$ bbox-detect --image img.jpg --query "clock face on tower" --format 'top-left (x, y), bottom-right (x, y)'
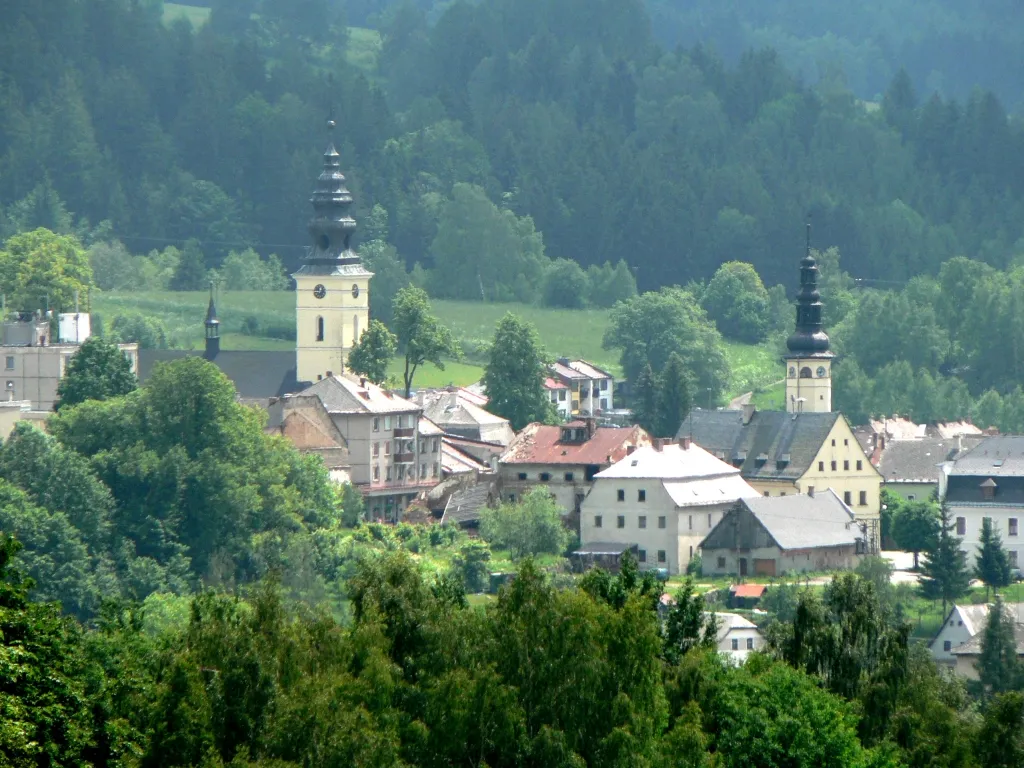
top-left (313, 284), bottom-right (326, 299)
top-left (816, 366), bottom-right (827, 378)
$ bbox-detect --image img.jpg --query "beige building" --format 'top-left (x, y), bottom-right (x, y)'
top-left (266, 394), bottom-right (351, 484)
top-left (414, 388), bottom-right (514, 446)
top-left (500, 420), bottom-right (650, 522)
top-left (680, 405), bottom-right (883, 550)
top-left (928, 602), bottom-right (1024, 668)
top-left (293, 125), bottom-right (372, 385)
top-left (0, 400), bottom-right (48, 437)
top-left (951, 621), bottom-right (1024, 681)
top-left (700, 491), bottom-right (866, 577)
top-left (580, 439), bottom-right (759, 574)
top-left (287, 374), bottom-right (439, 521)
top-left (2, 315), bottom-right (138, 411)
top-left (713, 613), bottom-right (765, 664)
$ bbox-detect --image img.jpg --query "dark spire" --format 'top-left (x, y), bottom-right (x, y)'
top-left (785, 223), bottom-right (832, 358)
top-left (204, 281), bottom-right (220, 360)
top-left (305, 117), bottom-right (358, 265)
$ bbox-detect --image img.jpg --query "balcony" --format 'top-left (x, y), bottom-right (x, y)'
top-left (394, 452), bottom-right (415, 464)
top-left (394, 427), bottom-right (415, 438)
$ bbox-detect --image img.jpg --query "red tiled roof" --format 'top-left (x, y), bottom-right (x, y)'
top-left (500, 423), bottom-right (650, 466)
top-left (543, 377), bottom-right (569, 390)
top-left (729, 584), bottom-right (767, 598)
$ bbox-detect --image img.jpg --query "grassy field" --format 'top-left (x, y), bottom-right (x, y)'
top-left (91, 291), bottom-right (781, 395)
top-left (162, 2), bottom-right (210, 27)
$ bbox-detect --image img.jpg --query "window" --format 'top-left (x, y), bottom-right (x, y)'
top-left (518, 472), bottom-right (527, 481)
top-left (807, 486), bottom-right (814, 497)
top-left (601, 379), bottom-right (608, 391)
top-left (433, 438), bottom-right (439, 452)
top-left (844, 491), bottom-right (852, 505)
top-left (433, 463), bottom-right (439, 478)
top-left (559, 390), bottom-right (566, 402)
top-left (419, 440), bottom-right (425, 453)
top-left (764, 491), bottom-right (770, 496)
top-left (731, 638), bottom-right (739, 651)
top-left (856, 460), bottom-right (862, 470)
top-left (657, 550), bottom-right (666, 563)
top-left (831, 461), bottom-right (837, 471)
top-left (638, 489), bottom-right (646, 502)
top-left (956, 517), bottom-right (966, 536)
top-left (373, 418), bottom-right (379, 432)
top-left (1011, 551), bottom-right (1019, 567)
top-left (316, 316), bottom-right (324, 341)
top-left (372, 442), bottom-right (379, 457)
top-left (708, 513), bottom-right (712, 527)
top-left (638, 516), bottom-right (647, 529)
top-left (818, 461), bottom-right (824, 472)
top-left (717, 557), bottom-right (726, 568)
top-left (617, 489), bottom-right (625, 502)
top-left (617, 515), bottom-right (625, 529)
top-left (907, 494), bottom-right (916, 500)
top-left (385, 441), bottom-right (391, 456)
top-left (943, 640), bottom-right (952, 652)
top-left (3, 356), bottom-right (12, 371)
top-left (746, 638), bottom-right (754, 650)
top-left (508, 494), bottom-right (516, 502)
top-left (859, 491), bottom-right (867, 506)
top-left (658, 516), bottom-right (666, 529)
top-left (386, 467), bottom-right (392, 481)
top-left (384, 416), bottom-right (392, 430)
top-left (594, 515), bottom-right (603, 528)
top-left (844, 439), bottom-right (849, 446)
top-left (688, 515), bottom-right (693, 530)
top-left (638, 549), bottom-right (646, 563)
top-left (780, 492), bottom-right (787, 496)
top-left (843, 460), bottom-right (850, 470)
top-left (1011, 518), bottom-right (1019, 537)
top-left (373, 466), bottom-right (380, 481)
top-left (539, 472), bottom-right (551, 482)
top-left (831, 438), bottom-right (836, 446)
top-left (421, 463), bottom-right (426, 478)
top-left (564, 472), bottom-right (574, 482)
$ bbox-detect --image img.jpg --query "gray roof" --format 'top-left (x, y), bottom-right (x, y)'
top-left (298, 374), bottom-right (419, 415)
top-left (953, 621), bottom-right (1024, 655)
top-left (678, 409), bottom-right (844, 481)
top-left (878, 437), bottom-right (982, 484)
top-left (948, 436), bottom-right (1024, 477)
top-left (139, 350), bottom-right (300, 399)
top-left (440, 483), bottom-right (494, 525)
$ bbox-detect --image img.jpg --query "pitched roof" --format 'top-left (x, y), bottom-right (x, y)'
top-left (947, 436), bottom-right (1024, 477)
top-left (678, 408), bottom-right (845, 481)
top-left (952, 621), bottom-right (1024, 656)
top-left (138, 350), bottom-right (300, 399)
top-left (543, 377), bottom-right (569, 390)
top-left (596, 442), bottom-right (742, 480)
top-left (568, 360), bottom-right (614, 379)
top-left (440, 482), bottom-right (494, 525)
top-left (878, 437), bottom-right (981, 484)
top-left (730, 584), bottom-right (767, 598)
top-left (702, 490), bottom-right (862, 551)
top-left (442, 439), bottom-right (492, 475)
top-left (297, 374), bottom-right (419, 415)
top-left (550, 361), bottom-right (588, 381)
top-left (416, 390), bottom-right (509, 429)
top-left (712, 612), bottom-right (759, 643)
top-left (929, 602), bottom-right (1024, 649)
top-left (501, 423), bottom-right (649, 466)
top-left (418, 417), bottom-right (445, 437)
top-left (664, 476), bottom-right (761, 507)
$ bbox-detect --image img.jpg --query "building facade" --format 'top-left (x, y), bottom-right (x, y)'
top-left (713, 613), bottom-right (765, 665)
top-left (580, 440), bottom-right (760, 574)
top-left (293, 121), bottom-right (373, 385)
top-left (548, 359), bottom-right (615, 417)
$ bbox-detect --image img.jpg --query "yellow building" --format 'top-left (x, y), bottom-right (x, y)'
top-left (784, 224), bottom-right (833, 414)
top-left (293, 120), bottom-right (373, 385)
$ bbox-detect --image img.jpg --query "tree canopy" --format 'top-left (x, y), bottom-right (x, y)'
top-left (55, 335), bottom-right (138, 410)
top-left (482, 313), bottom-right (555, 430)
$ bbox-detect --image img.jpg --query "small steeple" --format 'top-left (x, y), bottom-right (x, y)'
top-left (204, 281), bottom-right (220, 360)
top-left (784, 223), bottom-right (832, 359)
top-left (305, 117), bottom-right (359, 265)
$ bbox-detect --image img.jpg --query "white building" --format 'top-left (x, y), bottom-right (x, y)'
top-left (940, 436), bottom-right (1024, 567)
top-left (579, 438), bottom-right (760, 574)
top-left (713, 612), bottom-right (765, 664)
top-left (549, 358), bottom-right (615, 417)
top-left (929, 602), bottom-right (1024, 668)
top-left (544, 376), bottom-right (572, 420)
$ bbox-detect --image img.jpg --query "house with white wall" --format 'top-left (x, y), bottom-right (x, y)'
top-left (713, 613), bottom-right (765, 664)
top-left (579, 438), bottom-right (759, 574)
top-left (929, 601), bottom-right (1024, 667)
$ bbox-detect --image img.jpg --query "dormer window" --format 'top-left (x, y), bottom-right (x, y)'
top-left (755, 453), bottom-right (768, 468)
top-left (981, 478), bottom-right (997, 500)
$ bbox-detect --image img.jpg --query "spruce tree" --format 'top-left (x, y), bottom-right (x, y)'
top-left (919, 503), bottom-right (971, 616)
top-left (632, 363), bottom-right (659, 436)
top-left (656, 353), bottom-right (694, 437)
top-left (976, 516), bottom-right (1013, 599)
top-left (977, 597), bottom-right (1023, 696)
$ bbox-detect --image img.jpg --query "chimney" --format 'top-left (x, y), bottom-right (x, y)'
top-left (326, 370), bottom-right (333, 378)
top-left (879, 434), bottom-right (886, 451)
top-left (653, 438), bottom-right (663, 452)
top-left (626, 445), bottom-right (636, 456)
top-left (585, 416), bottom-right (597, 439)
top-left (742, 402), bottom-right (756, 425)
top-left (678, 436), bottom-right (691, 450)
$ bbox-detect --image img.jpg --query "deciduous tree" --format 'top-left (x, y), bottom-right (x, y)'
top-left (392, 286), bottom-right (460, 397)
top-left (891, 500), bottom-right (939, 570)
top-left (347, 319), bottom-right (397, 386)
top-left (482, 313), bottom-right (556, 430)
top-left (479, 487), bottom-right (569, 560)
top-left (0, 228), bottom-right (93, 313)
top-left (55, 336), bottom-right (137, 410)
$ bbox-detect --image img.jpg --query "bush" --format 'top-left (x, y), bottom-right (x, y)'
top-left (479, 487), bottom-right (570, 560)
top-left (109, 313), bottom-right (169, 349)
top-left (542, 258), bottom-right (589, 308)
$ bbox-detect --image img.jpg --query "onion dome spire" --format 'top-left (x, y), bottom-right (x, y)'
top-left (204, 280), bottom-right (220, 359)
top-left (306, 117), bottom-right (359, 265)
top-left (785, 223), bottom-right (832, 358)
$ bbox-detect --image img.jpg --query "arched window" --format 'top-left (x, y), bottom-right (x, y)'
top-left (316, 316), bottom-right (324, 342)
top-left (799, 366), bottom-right (812, 379)
top-left (353, 314), bottom-right (359, 342)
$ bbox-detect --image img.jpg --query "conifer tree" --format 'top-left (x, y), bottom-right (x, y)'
top-left (977, 597), bottom-right (1023, 696)
top-left (657, 353), bottom-right (694, 437)
top-left (919, 503), bottom-right (971, 616)
top-left (632, 363), bottom-right (659, 435)
top-left (975, 516), bottom-right (1012, 599)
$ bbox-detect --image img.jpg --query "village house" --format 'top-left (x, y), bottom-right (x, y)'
top-left (544, 376), bottom-right (572, 420)
top-left (700, 491), bottom-right (866, 578)
top-left (413, 387), bottom-right (514, 445)
top-left (281, 374), bottom-right (439, 521)
top-left (951, 623), bottom-right (1024, 681)
top-left (548, 358), bottom-right (615, 416)
top-left (499, 420), bottom-right (649, 520)
top-left (579, 438), bottom-right (759, 574)
top-left (680, 404), bottom-right (883, 550)
top-left (929, 602), bottom-right (1024, 667)
top-left (940, 435), bottom-right (1024, 568)
top-left (713, 613), bottom-right (765, 664)
top-left (265, 393), bottom-right (351, 484)
top-left (877, 435), bottom-right (981, 501)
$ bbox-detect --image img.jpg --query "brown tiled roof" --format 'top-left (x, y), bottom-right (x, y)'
top-left (500, 423), bottom-right (650, 466)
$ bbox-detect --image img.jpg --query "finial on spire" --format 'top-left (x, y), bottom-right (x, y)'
top-left (805, 220), bottom-right (811, 256)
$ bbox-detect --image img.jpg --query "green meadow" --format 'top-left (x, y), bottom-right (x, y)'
top-left (91, 291), bottom-right (781, 395)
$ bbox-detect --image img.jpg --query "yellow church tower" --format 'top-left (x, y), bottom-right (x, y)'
top-left (294, 119), bottom-right (373, 384)
top-left (784, 225), bottom-right (834, 413)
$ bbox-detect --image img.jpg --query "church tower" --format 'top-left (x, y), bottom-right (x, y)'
top-left (784, 225), bottom-right (834, 413)
top-left (293, 119), bottom-right (373, 384)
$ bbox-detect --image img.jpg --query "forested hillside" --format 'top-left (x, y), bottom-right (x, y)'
top-left (3, 0), bottom-right (1024, 298)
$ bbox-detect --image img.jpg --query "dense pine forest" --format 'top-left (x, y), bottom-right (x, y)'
top-left (3, 0), bottom-right (1024, 294)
